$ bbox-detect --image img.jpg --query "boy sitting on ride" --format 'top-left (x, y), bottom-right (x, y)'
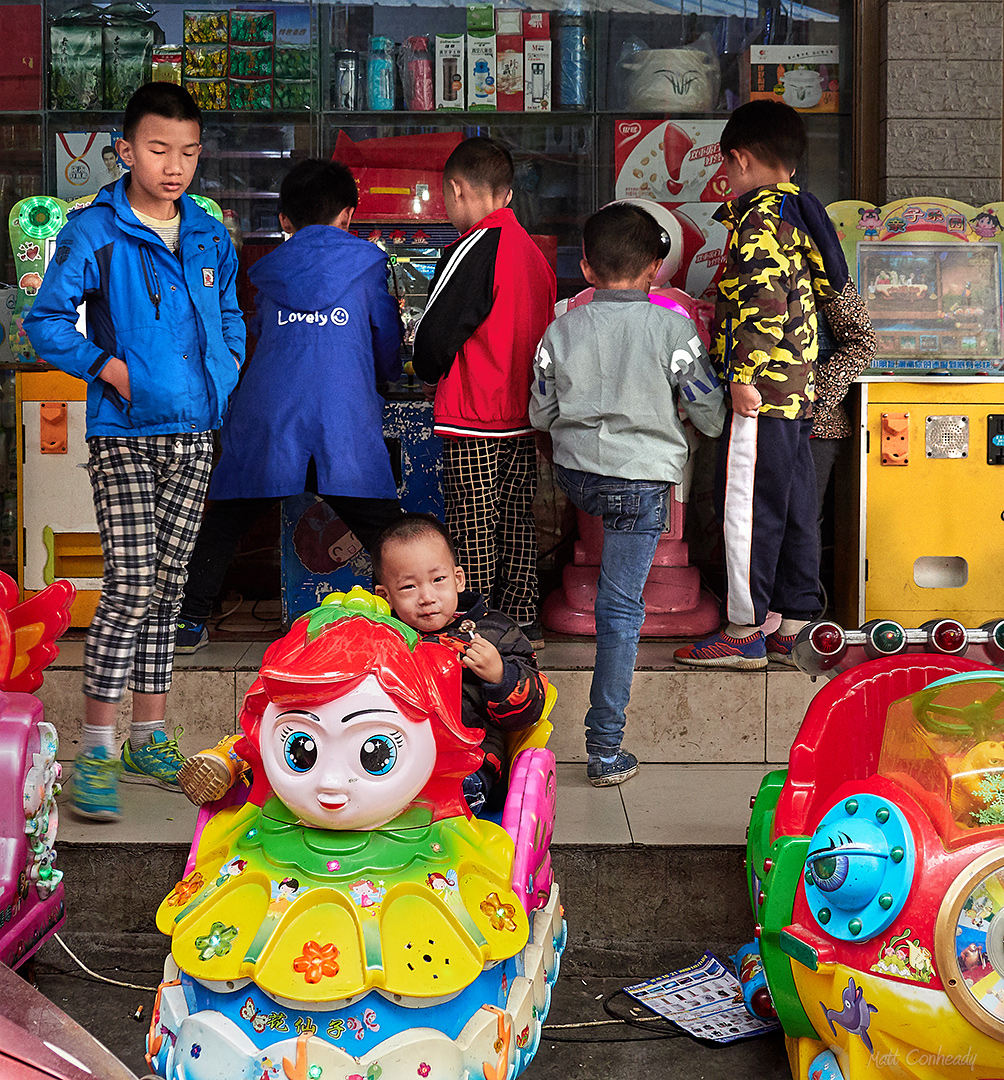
top-left (371, 513), bottom-right (548, 814)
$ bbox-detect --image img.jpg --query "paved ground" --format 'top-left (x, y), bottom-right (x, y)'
top-left (30, 953), bottom-right (792, 1080)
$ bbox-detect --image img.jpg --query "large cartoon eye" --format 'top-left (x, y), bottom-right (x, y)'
top-left (284, 732), bottom-right (317, 773)
top-left (360, 734), bottom-right (397, 775)
top-left (807, 837), bottom-right (851, 893)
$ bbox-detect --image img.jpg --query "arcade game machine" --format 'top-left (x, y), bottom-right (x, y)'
top-left (279, 131), bottom-right (460, 623)
top-left (8, 192), bottom-right (224, 626)
top-left (825, 198), bottom-right (1004, 629)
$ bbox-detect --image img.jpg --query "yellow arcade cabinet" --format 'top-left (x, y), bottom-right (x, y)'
top-left (827, 197), bottom-right (1004, 626)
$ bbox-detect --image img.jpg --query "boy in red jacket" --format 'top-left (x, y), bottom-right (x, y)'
top-left (413, 137), bottom-right (556, 644)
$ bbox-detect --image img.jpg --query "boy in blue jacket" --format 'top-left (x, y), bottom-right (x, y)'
top-left (175, 158), bottom-right (403, 652)
top-left (23, 83), bottom-right (246, 820)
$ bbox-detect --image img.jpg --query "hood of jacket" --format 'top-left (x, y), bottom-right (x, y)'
top-left (250, 225), bottom-right (388, 311)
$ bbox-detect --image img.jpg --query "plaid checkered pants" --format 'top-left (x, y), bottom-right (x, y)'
top-left (442, 434), bottom-right (538, 624)
top-left (84, 433), bottom-right (213, 702)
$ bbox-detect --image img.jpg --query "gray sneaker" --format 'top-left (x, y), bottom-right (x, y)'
top-left (587, 749), bottom-right (639, 787)
top-left (176, 619), bottom-right (208, 654)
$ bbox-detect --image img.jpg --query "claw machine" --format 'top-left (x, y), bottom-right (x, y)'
top-left (827, 197), bottom-right (1004, 626)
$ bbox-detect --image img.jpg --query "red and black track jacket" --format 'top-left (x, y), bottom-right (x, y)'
top-left (413, 207), bottom-right (556, 438)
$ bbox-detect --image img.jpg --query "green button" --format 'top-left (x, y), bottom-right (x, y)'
top-left (876, 807), bottom-right (890, 823)
top-left (845, 799), bottom-right (859, 814)
top-left (848, 918), bottom-right (862, 936)
top-left (818, 908), bottom-right (831, 924)
top-left (878, 893), bottom-right (893, 910)
top-left (890, 847), bottom-right (904, 863)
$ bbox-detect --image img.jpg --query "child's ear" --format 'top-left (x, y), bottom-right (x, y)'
top-left (374, 583), bottom-right (390, 602)
top-left (455, 565), bottom-right (466, 592)
top-left (580, 257), bottom-right (599, 287)
top-left (333, 206), bottom-right (354, 231)
top-left (278, 212), bottom-right (294, 236)
top-left (115, 136), bottom-right (132, 167)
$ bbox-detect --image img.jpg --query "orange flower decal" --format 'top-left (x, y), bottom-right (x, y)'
top-left (480, 891), bottom-right (517, 932)
top-left (166, 872), bottom-right (204, 907)
top-left (292, 940), bottom-right (340, 983)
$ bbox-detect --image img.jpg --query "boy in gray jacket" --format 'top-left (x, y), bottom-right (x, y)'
top-left (530, 203), bottom-right (725, 786)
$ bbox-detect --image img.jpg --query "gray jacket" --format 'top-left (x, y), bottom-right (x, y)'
top-left (529, 290), bottom-right (726, 482)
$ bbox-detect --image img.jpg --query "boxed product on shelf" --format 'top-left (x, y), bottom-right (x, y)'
top-left (495, 10), bottom-right (522, 112)
top-left (466, 3), bottom-right (494, 31)
top-left (152, 45), bottom-right (183, 85)
top-left (183, 9), bottom-right (228, 44)
top-left (50, 18), bottom-right (103, 109)
top-left (103, 14), bottom-right (164, 110)
top-left (229, 8), bottom-right (274, 44)
top-left (273, 79), bottom-right (311, 110)
top-left (614, 118), bottom-right (728, 203)
top-left (0, 5), bottom-right (43, 110)
top-left (435, 34), bottom-right (464, 110)
top-left (743, 45), bottom-right (839, 112)
top-left (184, 75), bottom-right (227, 109)
top-left (184, 42), bottom-right (228, 77)
top-left (467, 31), bottom-right (496, 111)
top-left (229, 44), bottom-right (273, 78)
top-left (523, 12), bottom-right (550, 111)
top-left (274, 44), bottom-right (311, 80)
top-left (228, 76), bottom-right (273, 110)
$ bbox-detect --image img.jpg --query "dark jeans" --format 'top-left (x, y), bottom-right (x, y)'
top-left (181, 488), bottom-right (401, 622)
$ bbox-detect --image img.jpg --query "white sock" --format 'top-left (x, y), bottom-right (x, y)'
top-left (778, 619), bottom-right (809, 637)
top-left (82, 723), bottom-right (117, 757)
top-left (726, 623), bottom-right (761, 640)
top-left (129, 719), bottom-right (163, 748)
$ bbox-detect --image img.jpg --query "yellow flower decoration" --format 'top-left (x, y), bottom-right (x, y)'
top-left (480, 891), bottom-right (518, 933)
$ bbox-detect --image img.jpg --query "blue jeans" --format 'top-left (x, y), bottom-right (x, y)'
top-left (555, 465), bottom-right (671, 755)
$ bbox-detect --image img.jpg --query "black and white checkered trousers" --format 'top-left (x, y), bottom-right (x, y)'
top-left (442, 434), bottom-right (538, 624)
top-left (84, 433), bottom-right (213, 702)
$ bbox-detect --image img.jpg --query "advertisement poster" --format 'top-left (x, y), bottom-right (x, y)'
top-left (55, 131), bottom-right (128, 201)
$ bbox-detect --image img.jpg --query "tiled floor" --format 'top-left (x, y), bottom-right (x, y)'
top-left (56, 760), bottom-right (774, 847)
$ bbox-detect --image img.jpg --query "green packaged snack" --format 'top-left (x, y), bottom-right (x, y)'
top-left (184, 75), bottom-right (227, 109)
top-left (228, 76), bottom-right (273, 110)
top-left (50, 21), bottom-right (103, 109)
top-left (229, 44), bottom-right (272, 78)
top-left (183, 9), bottom-right (228, 44)
top-left (274, 45), bottom-right (310, 80)
top-left (185, 43), bottom-right (228, 77)
top-left (273, 78), bottom-right (311, 110)
top-left (229, 9), bottom-right (274, 44)
top-left (104, 22), bottom-right (160, 109)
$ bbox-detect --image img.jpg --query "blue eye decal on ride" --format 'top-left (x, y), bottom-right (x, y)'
top-left (360, 734), bottom-right (397, 775)
top-left (807, 834), bottom-right (852, 893)
top-left (284, 731), bottom-right (317, 773)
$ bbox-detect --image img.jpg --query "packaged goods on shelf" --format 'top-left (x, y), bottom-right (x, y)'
top-left (743, 45), bottom-right (839, 112)
top-left (367, 36), bottom-right (396, 110)
top-left (184, 75), bottom-right (227, 109)
top-left (102, 7), bottom-right (164, 110)
top-left (400, 36), bottom-right (433, 111)
top-left (50, 18), bottom-right (103, 109)
top-left (273, 79), bottom-right (311, 110)
top-left (184, 42), bottom-right (228, 77)
top-left (0, 5), bottom-right (42, 110)
top-left (435, 34), bottom-right (464, 110)
top-left (495, 10), bottom-right (522, 111)
top-left (466, 3), bottom-right (494, 31)
top-left (557, 8), bottom-right (590, 109)
top-left (229, 44), bottom-right (273, 78)
top-left (229, 8), bottom-right (274, 44)
top-left (523, 12), bottom-right (550, 111)
top-left (614, 118), bottom-right (728, 204)
top-left (183, 9), bottom-right (228, 44)
top-left (228, 76), bottom-right (273, 110)
top-left (274, 44), bottom-right (311, 81)
top-left (467, 31), bottom-right (496, 111)
top-left (152, 45), bottom-right (183, 85)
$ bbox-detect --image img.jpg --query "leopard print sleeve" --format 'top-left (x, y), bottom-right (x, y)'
top-left (812, 278), bottom-right (876, 438)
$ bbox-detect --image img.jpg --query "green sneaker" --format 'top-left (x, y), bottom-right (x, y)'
top-left (72, 747), bottom-right (123, 822)
top-left (121, 727), bottom-right (185, 789)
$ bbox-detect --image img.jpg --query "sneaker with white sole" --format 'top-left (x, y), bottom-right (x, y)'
top-left (120, 727), bottom-right (185, 788)
top-left (72, 747), bottom-right (123, 822)
top-left (587, 749), bottom-right (639, 787)
top-left (674, 629), bottom-right (768, 670)
top-left (765, 629), bottom-right (799, 667)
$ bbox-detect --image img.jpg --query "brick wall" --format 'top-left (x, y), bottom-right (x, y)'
top-left (880, 0), bottom-right (1004, 203)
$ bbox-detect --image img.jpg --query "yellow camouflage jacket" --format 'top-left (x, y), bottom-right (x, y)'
top-left (712, 183), bottom-right (838, 419)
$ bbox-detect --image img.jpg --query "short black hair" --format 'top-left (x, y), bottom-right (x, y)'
top-left (122, 82), bottom-right (202, 142)
top-left (719, 100), bottom-right (806, 173)
top-left (371, 513), bottom-right (457, 582)
top-left (583, 204), bottom-right (667, 285)
top-left (279, 159), bottom-right (358, 229)
top-left (101, 145), bottom-right (117, 158)
top-left (443, 136), bottom-right (514, 197)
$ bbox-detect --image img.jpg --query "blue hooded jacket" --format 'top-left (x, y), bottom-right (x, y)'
top-left (23, 177), bottom-right (245, 437)
top-left (208, 224), bottom-right (402, 500)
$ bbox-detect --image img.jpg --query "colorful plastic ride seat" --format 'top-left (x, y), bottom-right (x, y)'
top-left (746, 653), bottom-right (1004, 1079)
top-left (0, 571), bottom-right (75, 968)
top-left (148, 590), bottom-right (565, 1080)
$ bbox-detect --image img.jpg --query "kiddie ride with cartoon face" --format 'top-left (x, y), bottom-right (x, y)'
top-left (743, 620), bottom-right (1004, 1079)
top-left (147, 592), bottom-right (564, 1080)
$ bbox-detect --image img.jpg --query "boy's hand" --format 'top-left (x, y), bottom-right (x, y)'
top-left (462, 634), bottom-right (505, 684)
top-left (729, 382), bottom-right (761, 418)
top-left (422, 381), bottom-right (437, 402)
top-left (99, 356), bottom-right (131, 401)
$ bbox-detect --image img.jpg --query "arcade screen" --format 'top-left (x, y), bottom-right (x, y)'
top-left (857, 242), bottom-right (1004, 372)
